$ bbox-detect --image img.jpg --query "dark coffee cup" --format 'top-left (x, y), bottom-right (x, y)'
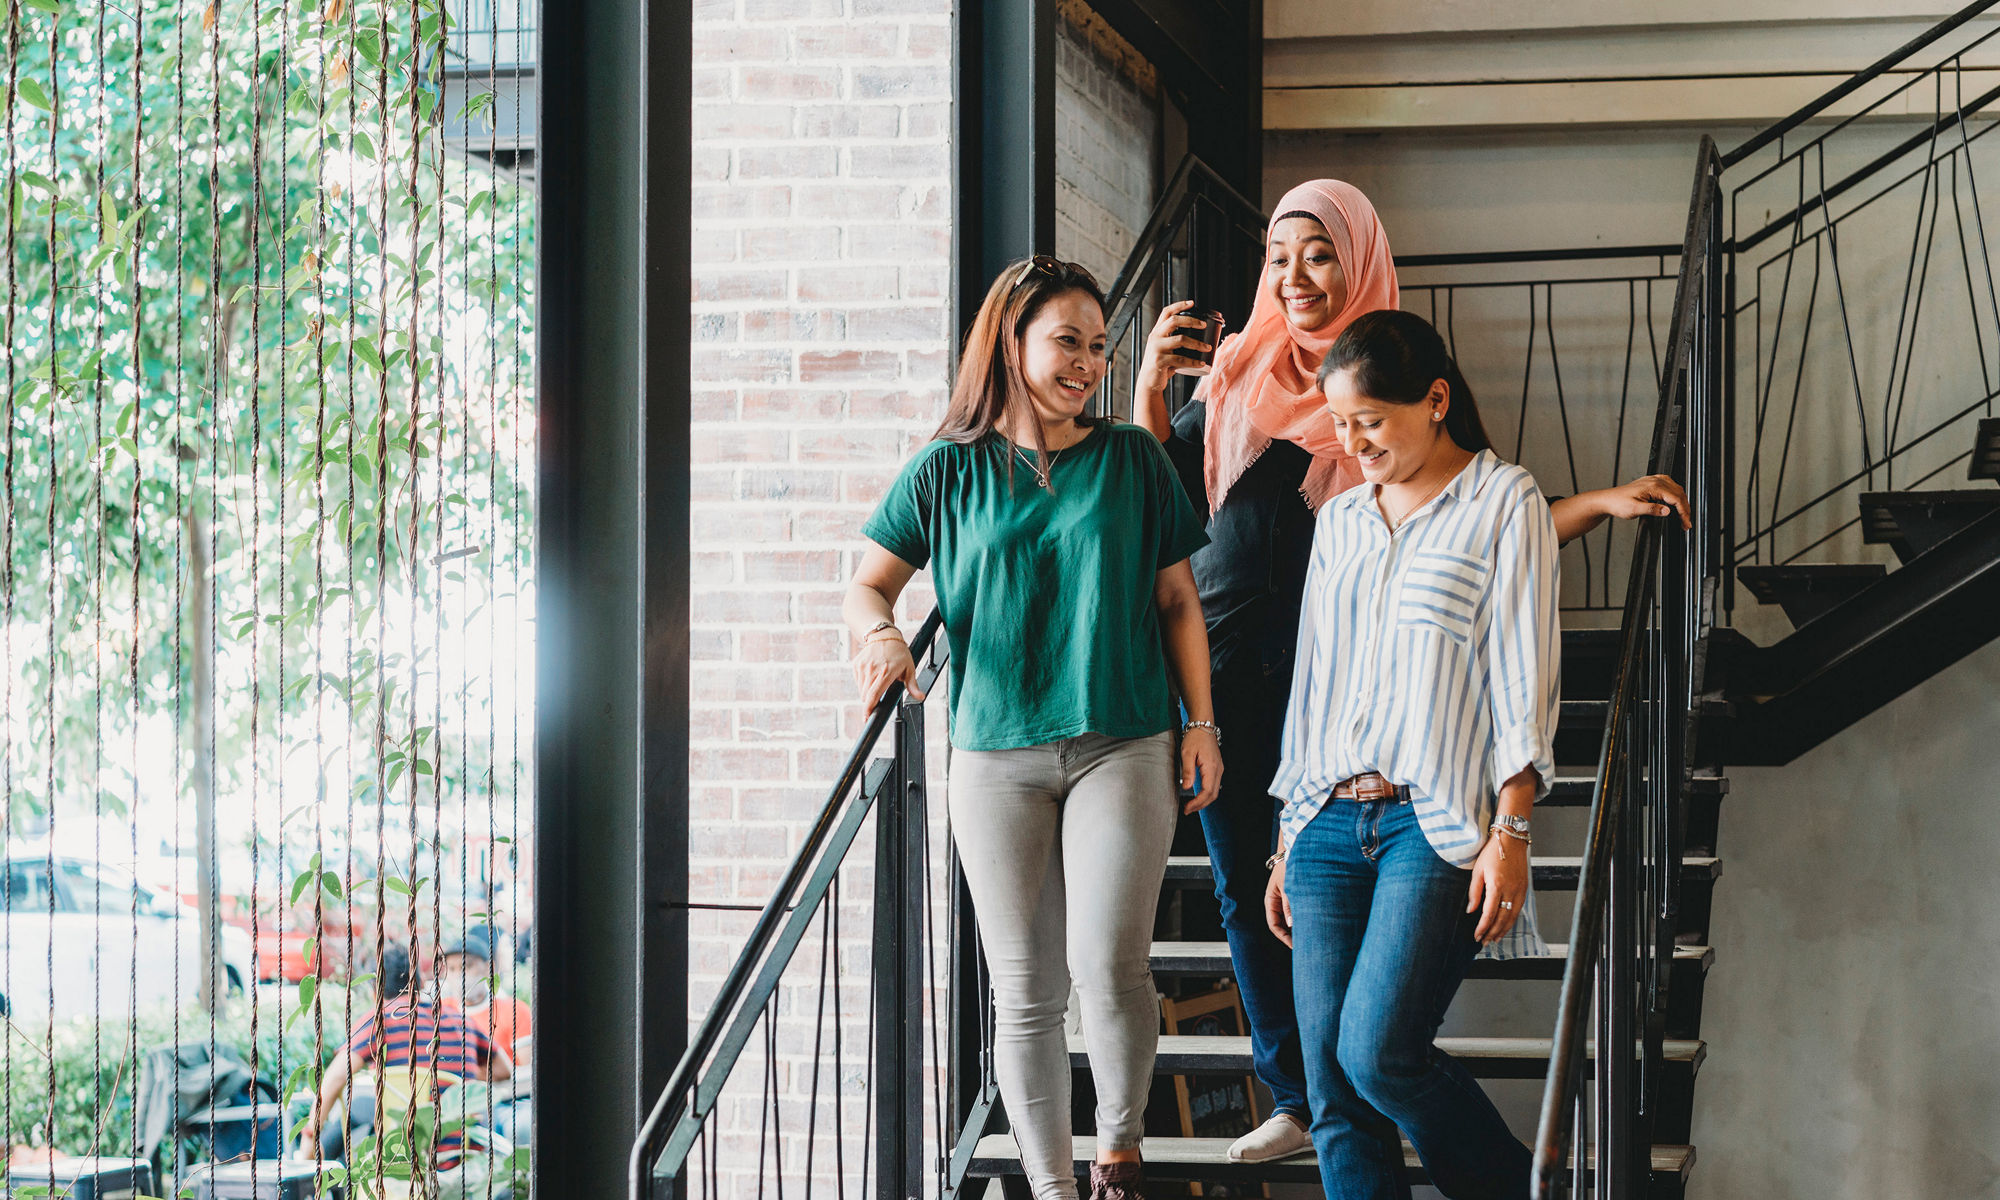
top-left (1180, 307), bottom-right (1227, 371)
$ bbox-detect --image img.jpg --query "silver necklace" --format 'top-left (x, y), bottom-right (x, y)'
top-left (1382, 471), bottom-right (1452, 530)
top-left (1015, 444), bottom-right (1064, 489)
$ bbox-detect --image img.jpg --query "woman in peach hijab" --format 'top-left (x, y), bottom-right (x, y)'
top-left (1133, 178), bottom-right (1688, 1166)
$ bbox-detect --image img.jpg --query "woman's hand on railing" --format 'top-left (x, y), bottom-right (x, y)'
top-left (852, 634), bottom-right (924, 712)
top-left (1179, 726), bottom-right (1223, 814)
top-left (1263, 857), bottom-right (1293, 948)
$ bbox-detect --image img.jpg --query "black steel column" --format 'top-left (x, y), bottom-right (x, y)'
top-left (535, 1), bottom-right (690, 1197)
top-left (955, 0), bottom-right (1057, 329)
top-left (875, 701), bottom-right (929, 1200)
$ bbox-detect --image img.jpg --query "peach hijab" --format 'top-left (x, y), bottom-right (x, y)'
top-left (1197, 178), bottom-right (1399, 514)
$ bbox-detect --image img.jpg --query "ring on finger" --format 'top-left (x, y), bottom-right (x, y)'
top-left (1499, 900), bottom-right (1514, 910)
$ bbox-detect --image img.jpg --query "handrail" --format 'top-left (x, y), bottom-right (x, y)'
top-left (630, 610), bottom-right (946, 1199)
top-left (1721, 0), bottom-right (2000, 169)
top-left (1529, 136), bottom-right (1721, 1198)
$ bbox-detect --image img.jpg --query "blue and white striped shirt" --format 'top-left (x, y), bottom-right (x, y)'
top-left (1272, 449), bottom-right (1559, 960)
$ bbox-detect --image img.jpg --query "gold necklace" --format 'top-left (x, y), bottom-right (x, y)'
top-left (1382, 471), bottom-right (1453, 530)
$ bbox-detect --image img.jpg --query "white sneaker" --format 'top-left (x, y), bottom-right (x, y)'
top-left (1225, 1113), bottom-right (1311, 1163)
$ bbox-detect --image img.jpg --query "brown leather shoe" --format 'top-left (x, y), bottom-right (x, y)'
top-left (1089, 1159), bottom-right (1145, 1200)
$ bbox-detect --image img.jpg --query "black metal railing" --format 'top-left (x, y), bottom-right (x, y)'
top-left (1530, 139), bottom-right (1724, 1199)
top-left (1721, 0), bottom-right (2000, 583)
top-left (630, 613), bottom-right (951, 1200)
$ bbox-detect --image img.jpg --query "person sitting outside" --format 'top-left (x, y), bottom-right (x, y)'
top-left (438, 930), bottom-right (533, 1063)
top-left (304, 941), bottom-right (513, 1161)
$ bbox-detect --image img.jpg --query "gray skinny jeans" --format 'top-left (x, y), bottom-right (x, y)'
top-left (948, 730), bottom-right (1178, 1200)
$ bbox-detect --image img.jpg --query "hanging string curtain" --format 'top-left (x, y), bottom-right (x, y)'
top-left (0, 0), bottom-right (533, 1191)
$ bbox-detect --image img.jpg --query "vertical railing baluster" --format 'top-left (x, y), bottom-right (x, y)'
top-left (875, 701), bottom-right (926, 1200)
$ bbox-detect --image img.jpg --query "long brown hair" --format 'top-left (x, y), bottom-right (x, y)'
top-left (935, 257), bottom-right (1108, 470)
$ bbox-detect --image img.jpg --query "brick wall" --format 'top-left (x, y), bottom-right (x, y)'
top-left (1054, 5), bottom-right (1162, 287)
top-left (688, 4), bottom-right (953, 1188)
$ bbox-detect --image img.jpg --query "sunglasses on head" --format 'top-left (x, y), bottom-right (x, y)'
top-left (1013, 254), bottom-right (1096, 290)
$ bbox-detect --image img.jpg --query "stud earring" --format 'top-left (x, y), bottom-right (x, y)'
top-left (1432, 412), bottom-right (1443, 421)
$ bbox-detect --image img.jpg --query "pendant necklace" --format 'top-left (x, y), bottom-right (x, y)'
top-left (1015, 444), bottom-right (1064, 489)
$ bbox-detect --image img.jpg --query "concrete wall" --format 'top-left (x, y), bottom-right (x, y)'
top-left (1264, 11), bottom-right (2000, 1198)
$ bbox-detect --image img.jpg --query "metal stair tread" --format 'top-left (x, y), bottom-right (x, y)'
top-left (1971, 417), bottom-right (2000, 480)
top-left (966, 1134), bottom-right (1696, 1183)
top-left (1068, 1033), bottom-right (1706, 1076)
top-left (1150, 940), bottom-right (1714, 979)
top-left (1162, 854), bottom-right (1720, 887)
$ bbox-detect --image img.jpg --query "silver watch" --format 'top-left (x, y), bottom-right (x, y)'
top-left (1492, 813), bottom-right (1532, 837)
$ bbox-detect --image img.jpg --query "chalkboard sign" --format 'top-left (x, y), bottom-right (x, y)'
top-left (1160, 985), bottom-right (1266, 1198)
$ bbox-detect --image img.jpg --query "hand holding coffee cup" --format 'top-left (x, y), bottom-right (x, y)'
top-left (1138, 300), bottom-right (1228, 392)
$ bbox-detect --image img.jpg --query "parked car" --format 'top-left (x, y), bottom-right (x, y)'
top-left (0, 854), bottom-right (255, 1023)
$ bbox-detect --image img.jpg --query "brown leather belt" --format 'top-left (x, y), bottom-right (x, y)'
top-left (1331, 772), bottom-right (1412, 803)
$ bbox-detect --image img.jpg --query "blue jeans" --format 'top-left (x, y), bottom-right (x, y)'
top-left (1286, 799), bottom-right (1531, 1200)
top-left (1197, 648), bottom-right (1309, 1121)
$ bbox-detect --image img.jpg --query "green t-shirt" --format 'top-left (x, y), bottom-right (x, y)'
top-left (863, 424), bottom-right (1210, 751)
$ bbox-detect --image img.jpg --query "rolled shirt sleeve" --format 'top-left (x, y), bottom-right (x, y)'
top-left (1482, 487), bottom-right (1561, 800)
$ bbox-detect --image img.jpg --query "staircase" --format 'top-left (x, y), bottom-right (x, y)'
top-left (633, 8), bottom-right (2000, 1199)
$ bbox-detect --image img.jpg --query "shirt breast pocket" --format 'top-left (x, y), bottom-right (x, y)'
top-left (1397, 548), bottom-right (1490, 645)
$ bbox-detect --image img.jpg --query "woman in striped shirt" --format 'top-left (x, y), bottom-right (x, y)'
top-left (1263, 309), bottom-right (1564, 1199)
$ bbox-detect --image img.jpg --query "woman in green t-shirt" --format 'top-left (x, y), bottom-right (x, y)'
top-left (844, 257), bottom-right (1221, 1200)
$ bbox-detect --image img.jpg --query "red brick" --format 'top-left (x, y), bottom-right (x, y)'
top-left (740, 629), bottom-right (842, 661)
top-left (844, 304), bottom-right (946, 342)
top-left (739, 706), bottom-right (841, 744)
top-left (791, 24), bottom-right (900, 59)
top-left (793, 509), bottom-right (870, 541)
top-left (691, 228), bottom-right (739, 263)
top-left (691, 628), bottom-right (735, 660)
top-left (907, 22), bottom-right (950, 59)
top-left (692, 27), bottom-right (787, 61)
top-left (798, 105), bottom-right (902, 140)
top-left (739, 469), bottom-right (840, 502)
top-left (740, 67), bottom-right (842, 101)
top-left (738, 146), bottom-right (840, 179)
top-left (736, 787), bottom-right (828, 821)
top-left (694, 311), bottom-right (738, 343)
top-left (694, 426), bottom-right (791, 463)
top-left (850, 144), bottom-right (948, 178)
top-left (794, 183), bottom-right (907, 221)
top-left (903, 266), bottom-right (949, 299)
top-left (692, 148), bottom-right (731, 182)
top-left (795, 748), bottom-right (853, 781)
top-left (693, 269), bottom-right (786, 302)
top-left (799, 666), bottom-right (857, 703)
top-left (797, 590), bottom-right (849, 625)
top-left (841, 469), bottom-right (898, 504)
top-left (693, 508), bottom-right (792, 542)
top-left (693, 67), bottom-right (733, 100)
top-left (692, 747), bottom-right (793, 782)
top-left (904, 103), bottom-right (949, 138)
top-left (693, 348), bottom-right (791, 383)
top-left (742, 226), bottom-right (844, 262)
top-left (853, 0), bottom-right (948, 12)
top-left (688, 863), bottom-right (732, 899)
top-left (908, 347), bottom-right (950, 379)
top-left (744, 550), bottom-right (841, 583)
top-left (695, 104), bottom-right (795, 141)
top-left (742, 309), bottom-right (845, 342)
top-left (692, 468), bottom-right (735, 501)
top-left (692, 666), bottom-right (796, 703)
top-left (799, 350), bottom-right (900, 382)
top-left (798, 266), bottom-right (901, 302)
top-left (693, 184), bottom-right (792, 221)
top-left (691, 389), bottom-right (740, 421)
top-left (740, 389), bottom-right (844, 421)
top-left (848, 389), bottom-right (938, 420)
top-left (693, 552), bottom-right (736, 584)
top-left (690, 710), bottom-right (735, 742)
top-left (853, 67), bottom-right (945, 100)
top-left (741, 0), bottom-right (841, 17)
top-left (798, 429), bottom-right (904, 463)
top-left (693, 589), bottom-right (794, 624)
